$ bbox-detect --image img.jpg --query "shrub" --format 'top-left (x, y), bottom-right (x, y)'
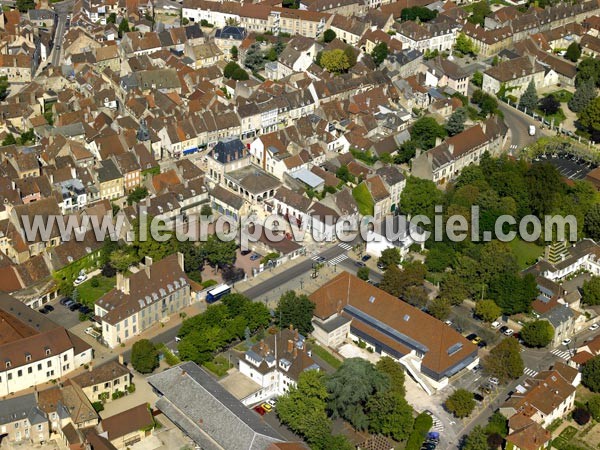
top-left (90, 278), bottom-right (100, 288)
top-left (572, 407), bottom-right (591, 425)
top-left (587, 395), bottom-right (600, 421)
top-left (112, 390), bottom-right (125, 400)
top-left (405, 413), bottom-right (433, 450)
top-left (92, 401), bottom-right (104, 412)
top-left (127, 383), bottom-right (136, 394)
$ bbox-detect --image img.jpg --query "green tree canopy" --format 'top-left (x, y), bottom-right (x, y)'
top-left (474, 299), bottom-right (502, 323)
top-left (518, 80), bottom-right (538, 112)
top-left (378, 247), bottom-right (402, 270)
top-left (583, 355), bottom-right (600, 392)
top-left (565, 42), bottom-right (581, 62)
top-left (583, 276), bottom-right (600, 306)
top-left (569, 78), bottom-right (597, 113)
top-left (320, 49), bottom-right (350, 73)
top-left (400, 176), bottom-right (444, 220)
top-left (445, 388), bottom-right (476, 418)
top-left (131, 339), bottom-right (159, 374)
top-left (538, 94), bottom-right (560, 115)
top-left (410, 116), bottom-right (447, 150)
top-left (463, 426), bottom-right (489, 450)
top-left (127, 186), bottom-right (148, 205)
top-left (455, 33), bottom-right (476, 56)
top-left (323, 29), bottom-right (336, 43)
top-left (446, 107), bottom-right (468, 136)
top-left (275, 290), bottom-right (316, 335)
top-left (357, 266), bottom-right (370, 280)
top-left (520, 320), bottom-right (554, 347)
top-left (578, 96), bottom-right (600, 136)
top-left (401, 6), bottom-right (437, 22)
top-left (371, 42), bottom-right (388, 67)
top-left (326, 358), bottom-right (389, 430)
top-left (483, 337), bottom-right (524, 382)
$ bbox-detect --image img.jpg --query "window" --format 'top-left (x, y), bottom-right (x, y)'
top-left (7, 373), bottom-right (11, 381)
top-left (63, 355), bottom-right (67, 362)
top-left (47, 361), bottom-right (52, 368)
top-left (25, 354), bottom-right (31, 362)
top-left (37, 364), bottom-right (42, 371)
top-left (45, 348), bottom-right (51, 356)
top-left (37, 424), bottom-right (42, 431)
top-left (27, 368), bottom-right (32, 374)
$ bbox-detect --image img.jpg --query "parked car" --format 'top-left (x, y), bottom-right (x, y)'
top-left (377, 261), bottom-right (385, 270)
top-left (499, 325), bottom-right (509, 334)
top-left (488, 377), bottom-right (500, 385)
top-left (361, 255), bottom-right (371, 262)
top-left (43, 304), bottom-right (54, 312)
top-left (267, 399), bottom-right (276, 408)
top-left (479, 384), bottom-right (492, 394)
top-left (63, 300), bottom-right (75, 308)
top-left (562, 338), bottom-right (572, 346)
top-left (590, 323), bottom-right (599, 331)
top-left (241, 249), bottom-right (251, 256)
top-left (444, 320), bottom-right (453, 327)
top-left (354, 261), bottom-right (366, 268)
top-left (472, 336), bottom-right (482, 345)
top-left (253, 405), bottom-right (266, 416)
top-left (73, 274), bottom-right (87, 286)
top-left (59, 297), bottom-right (72, 306)
top-left (477, 340), bottom-right (487, 348)
top-left (79, 306), bottom-right (91, 315)
top-left (69, 302), bottom-right (81, 312)
top-left (261, 403), bottom-right (273, 413)
top-left (315, 256), bottom-right (326, 263)
top-left (504, 328), bottom-right (514, 336)
top-left (473, 393), bottom-right (484, 402)
top-left (466, 333), bottom-right (477, 341)
top-left (529, 125), bottom-right (536, 136)
top-left (250, 254), bottom-right (261, 261)
top-left (491, 321), bottom-right (501, 330)
top-left (38, 308), bottom-right (48, 314)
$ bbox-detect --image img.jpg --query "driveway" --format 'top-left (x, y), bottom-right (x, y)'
top-left (45, 300), bottom-right (84, 329)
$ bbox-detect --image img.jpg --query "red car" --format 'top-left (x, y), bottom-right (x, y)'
top-left (253, 405), bottom-right (266, 416)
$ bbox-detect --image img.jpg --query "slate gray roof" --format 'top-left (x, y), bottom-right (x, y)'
top-left (148, 362), bottom-right (284, 450)
top-left (542, 304), bottom-right (574, 328)
top-left (97, 159), bottom-right (122, 183)
top-left (225, 165), bottom-right (281, 195)
top-left (210, 138), bottom-right (246, 164)
top-left (0, 393), bottom-right (46, 426)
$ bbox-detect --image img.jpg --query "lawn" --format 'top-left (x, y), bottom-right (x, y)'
top-left (203, 356), bottom-right (231, 377)
top-left (352, 183), bottom-right (374, 216)
top-left (552, 426), bottom-right (578, 450)
top-left (309, 343), bottom-right (342, 370)
top-left (508, 239), bottom-right (543, 269)
top-left (549, 89), bottom-right (573, 103)
top-left (76, 276), bottom-right (116, 306)
top-left (535, 107), bottom-right (566, 126)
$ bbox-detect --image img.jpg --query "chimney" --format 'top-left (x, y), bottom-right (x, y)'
top-left (117, 272), bottom-right (130, 295)
top-left (145, 255), bottom-right (153, 278)
top-left (287, 339), bottom-right (293, 353)
top-left (448, 143), bottom-right (455, 155)
top-left (435, 136), bottom-right (443, 147)
top-left (118, 354), bottom-right (124, 365)
top-left (481, 121), bottom-right (487, 134)
top-left (259, 340), bottom-right (265, 351)
top-left (177, 252), bottom-right (184, 271)
top-left (70, 167), bottom-right (76, 179)
top-left (88, 362), bottom-right (93, 372)
top-left (293, 346), bottom-right (297, 358)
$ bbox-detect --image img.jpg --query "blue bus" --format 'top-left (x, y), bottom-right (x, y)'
top-left (206, 284), bottom-right (231, 303)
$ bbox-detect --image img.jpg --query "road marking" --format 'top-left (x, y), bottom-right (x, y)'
top-left (310, 255), bottom-right (321, 261)
top-left (524, 368), bottom-right (538, 377)
top-left (338, 243), bottom-right (352, 251)
top-left (328, 254), bottom-right (348, 265)
top-left (551, 349), bottom-right (573, 360)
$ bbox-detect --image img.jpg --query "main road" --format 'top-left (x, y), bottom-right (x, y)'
top-left (498, 101), bottom-right (550, 150)
top-left (50, 0), bottom-right (74, 67)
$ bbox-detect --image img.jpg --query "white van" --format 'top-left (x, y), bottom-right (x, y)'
top-left (529, 125), bottom-right (536, 136)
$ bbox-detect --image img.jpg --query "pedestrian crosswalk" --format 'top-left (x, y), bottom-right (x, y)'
top-left (338, 242), bottom-right (353, 251)
top-left (551, 349), bottom-right (574, 360)
top-left (423, 411), bottom-right (444, 432)
top-left (328, 254), bottom-right (348, 265)
top-left (524, 368), bottom-right (538, 377)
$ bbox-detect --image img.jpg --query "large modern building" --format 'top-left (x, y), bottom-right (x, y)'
top-left (0, 294), bottom-right (92, 397)
top-left (95, 253), bottom-right (199, 348)
top-left (309, 272), bottom-right (479, 394)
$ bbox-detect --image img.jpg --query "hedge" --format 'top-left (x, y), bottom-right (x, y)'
top-left (405, 413), bottom-right (433, 450)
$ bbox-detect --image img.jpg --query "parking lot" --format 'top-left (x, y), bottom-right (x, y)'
top-left (43, 298), bottom-right (87, 329)
top-left (534, 153), bottom-right (596, 180)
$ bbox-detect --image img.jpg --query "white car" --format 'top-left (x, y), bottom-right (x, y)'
top-left (73, 274), bottom-right (87, 286)
top-left (562, 339), bottom-right (572, 346)
top-left (504, 328), bottom-right (514, 336)
top-left (488, 377), bottom-right (500, 385)
top-left (267, 399), bottom-right (277, 408)
top-left (529, 125), bottom-right (536, 136)
top-left (444, 320), bottom-right (453, 326)
top-left (589, 323), bottom-right (599, 331)
top-left (491, 321), bottom-right (501, 330)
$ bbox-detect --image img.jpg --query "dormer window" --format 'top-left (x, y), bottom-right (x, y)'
top-left (25, 353), bottom-right (31, 362)
top-left (5, 360), bottom-right (10, 368)
top-left (45, 347), bottom-right (51, 356)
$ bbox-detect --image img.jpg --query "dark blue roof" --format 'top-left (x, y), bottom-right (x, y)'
top-left (215, 26), bottom-right (246, 41)
top-left (211, 138), bottom-right (245, 164)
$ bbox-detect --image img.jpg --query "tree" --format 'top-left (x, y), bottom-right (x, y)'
top-left (367, 390), bottom-right (413, 441)
top-left (127, 186), bottom-right (148, 205)
top-left (583, 355), bottom-right (600, 392)
top-left (463, 426), bottom-right (489, 450)
top-left (357, 266), bottom-right (370, 281)
top-left (565, 42), bottom-right (581, 63)
top-left (118, 18), bottom-right (130, 37)
top-left (578, 97), bottom-right (600, 136)
top-left (371, 42), bottom-right (388, 67)
top-left (576, 57), bottom-right (600, 87)
top-left (483, 337), bottom-right (524, 382)
top-left (201, 235), bottom-right (237, 268)
top-left (109, 249), bottom-right (137, 272)
top-left (518, 80), bottom-right (538, 112)
top-left (489, 272), bottom-right (537, 315)
top-left (468, 1), bottom-right (491, 26)
top-left (572, 407), bottom-right (591, 425)
top-left (446, 107), bottom-right (468, 136)
top-left (326, 358), bottom-right (389, 430)
top-left (16, 0), bottom-right (35, 12)
top-left (587, 395), bottom-right (600, 421)
top-left (400, 6), bottom-right (437, 22)
top-left (320, 49), bottom-right (350, 73)
top-left (378, 247), bottom-right (401, 270)
top-left (410, 116), bottom-right (446, 150)
top-left (224, 61), bottom-right (241, 78)
top-left (131, 339), bottom-right (159, 374)
top-left (520, 320), bottom-right (554, 348)
top-left (472, 71), bottom-right (483, 87)
top-left (336, 165), bottom-right (355, 183)
top-left (244, 44), bottom-right (265, 71)
top-left (394, 139), bottom-right (417, 164)
top-left (583, 277), bottom-right (600, 306)
top-left (455, 33), bottom-right (476, 56)
top-left (405, 285), bottom-right (429, 309)
top-left (275, 291), bottom-right (316, 335)
top-left (376, 356), bottom-right (406, 395)
top-left (569, 78), bottom-right (597, 113)
top-left (230, 45), bottom-right (238, 59)
top-left (323, 29), bottom-right (336, 43)
top-left (380, 262), bottom-right (426, 299)
top-left (538, 94), bottom-right (560, 116)
top-left (344, 46), bottom-right (357, 67)
top-left (400, 176), bottom-right (444, 220)
top-left (486, 412), bottom-right (508, 437)
top-left (200, 204), bottom-right (212, 216)
top-left (231, 67), bottom-right (249, 80)
top-left (2, 134), bottom-right (16, 146)
top-left (445, 389), bottom-right (475, 418)
top-left (425, 243), bottom-right (455, 272)
top-left (474, 299), bottom-right (502, 323)
top-left (428, 297), bottom-right (451, 320)
top-left (107, 12), bottom-right (117, 24)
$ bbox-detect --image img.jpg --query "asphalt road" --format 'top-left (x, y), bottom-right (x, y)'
top-left (498, 101), bottom-right (546, 150)
top-left (50, 0), bottom-right (74, 67)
